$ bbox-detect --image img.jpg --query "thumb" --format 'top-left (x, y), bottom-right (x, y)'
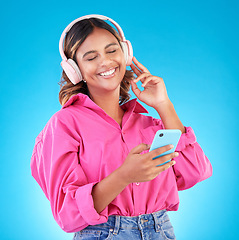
top-left (131, 81), bottom-right (141, 98)
top-left (130, 143), bottom-right (151, 154)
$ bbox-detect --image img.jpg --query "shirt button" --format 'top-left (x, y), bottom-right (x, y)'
top-left (136, 182), bottom-right (140, 186)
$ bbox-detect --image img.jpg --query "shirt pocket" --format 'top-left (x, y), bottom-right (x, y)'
top-left (139, 125), bottom-right (163, 154)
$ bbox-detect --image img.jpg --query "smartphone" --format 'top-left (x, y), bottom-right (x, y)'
top-left (149, 129), bottom-right (181, 166)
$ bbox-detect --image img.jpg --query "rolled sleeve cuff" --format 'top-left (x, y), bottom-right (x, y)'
top-left (75, 182), bottom-right (108, 225)
top-left (176, 127), bottom-right (197, 151)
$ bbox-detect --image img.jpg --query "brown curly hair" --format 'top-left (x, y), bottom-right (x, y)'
top-left (59, 18), bottom-right (134, 106)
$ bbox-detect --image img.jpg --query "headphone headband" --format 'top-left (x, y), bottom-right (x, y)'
top-left (59, 14), bottom-right (126, 60)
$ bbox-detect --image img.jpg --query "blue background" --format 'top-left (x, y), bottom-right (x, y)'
top-left (1, 0), bottom-right (238, 239)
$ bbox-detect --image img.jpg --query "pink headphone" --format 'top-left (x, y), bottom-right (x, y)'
top-left (59, 14), bottom-right (133, 85)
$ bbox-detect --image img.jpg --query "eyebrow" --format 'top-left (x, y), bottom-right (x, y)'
top-left (82, 43), bottom-right (118, 58)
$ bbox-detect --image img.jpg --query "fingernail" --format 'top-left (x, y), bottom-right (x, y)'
top-left (172, 161), bottom-right (176, 165)
top-left (170, 144), bottom-right (174, 149)
top-left (174, 152), bottom-right (179, 157)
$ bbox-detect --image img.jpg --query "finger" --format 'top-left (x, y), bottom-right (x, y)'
top-left (131, 80), bottom-right (141, 98)
top-left (153, 152), bottom-right (179, 166)
top-left (130, 63), bottom-right (142, 77)
top-left (141, 75), bottom-right (159, 87)
top-left (150, 160), bottom-right (176, 179)
top-left (146, 144), bottom-right (174, 159)
top-left (133, 72), bottom-right (152, 84)
top-left (132, 57), bottom-right (150, 73)
top-left (130, 143), bottom-right (150, 154)
top-left (156, 160), bottom-right (176, 172)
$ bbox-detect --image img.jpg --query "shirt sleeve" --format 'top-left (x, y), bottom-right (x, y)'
top-left (173, 126), bottom-right (213, 190)
top-left (30, 117), bottom-right (108, 233)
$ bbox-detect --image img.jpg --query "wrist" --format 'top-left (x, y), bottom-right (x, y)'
top-left (115, 166), bottom-right (131, 187)
top-left (155, 100), bottom-right (185, 133)
top-left (154, 99), bottom-right (173, 114)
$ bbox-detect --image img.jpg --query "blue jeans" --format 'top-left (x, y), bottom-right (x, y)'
top-left (73, 210), bottom-right (176, 240)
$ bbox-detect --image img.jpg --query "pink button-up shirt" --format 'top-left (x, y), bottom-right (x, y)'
top-left (31, 93), bottom-right (212, 233)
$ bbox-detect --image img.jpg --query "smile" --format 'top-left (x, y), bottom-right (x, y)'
top-left (99, 68), bottom-right (116, 77)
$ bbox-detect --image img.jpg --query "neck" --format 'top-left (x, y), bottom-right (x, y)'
top-left (90, 91), bottom-right (124, 127)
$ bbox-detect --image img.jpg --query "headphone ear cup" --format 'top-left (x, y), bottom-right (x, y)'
top-left (61, 59), bottom-right (83, 84)
top-left (120, 41), bottom-right (133, 66)
top-left (120, 42), bottom-right (129, 64)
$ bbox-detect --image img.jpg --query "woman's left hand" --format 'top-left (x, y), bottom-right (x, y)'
top-left (130, 57), bottom-right (170, 109)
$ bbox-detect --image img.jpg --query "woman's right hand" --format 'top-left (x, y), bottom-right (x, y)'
top-left (92, 143), bottom-right (177, 213)
top-left (118, 143), bottom-right (178, 185)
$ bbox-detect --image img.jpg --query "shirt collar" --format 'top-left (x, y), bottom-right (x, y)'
top-left (62, 93), bottom-right (148, 114)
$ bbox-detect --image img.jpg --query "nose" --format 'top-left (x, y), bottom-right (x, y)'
top-left (100, 53), bottom-right (112, 66)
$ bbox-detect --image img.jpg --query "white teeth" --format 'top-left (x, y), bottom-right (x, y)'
top-left (99, 68), bottom-right (116, 76)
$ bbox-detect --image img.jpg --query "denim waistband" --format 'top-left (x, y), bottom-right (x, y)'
top-left (91, 210), bottom-right (169, 235)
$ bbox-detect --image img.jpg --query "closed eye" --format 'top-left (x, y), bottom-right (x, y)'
top-left (87, 56), bottom-right (97, 61)
top-left (108, 49), bottom-right (116, 53)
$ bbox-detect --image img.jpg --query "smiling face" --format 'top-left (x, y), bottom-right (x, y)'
top-left (75, 27), bottom-right (127, 98)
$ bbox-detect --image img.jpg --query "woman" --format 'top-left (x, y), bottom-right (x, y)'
top-left (31, 15), bottom-right (212, 239)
